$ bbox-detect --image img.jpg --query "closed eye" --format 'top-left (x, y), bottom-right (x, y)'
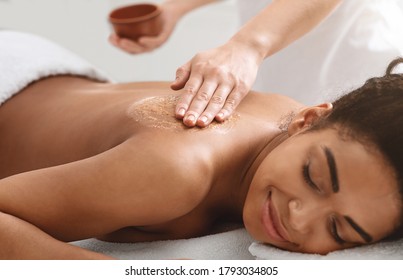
top-left (302, 162), bottom-right (320, 192)
top-left (330, 217), bottom-right (345, 245)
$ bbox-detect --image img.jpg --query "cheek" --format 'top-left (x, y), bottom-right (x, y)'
top-left (248, 155), bottom-right (273, 193)
top-left (297, 237), bottom-right (342, 254)
top-left (293, 224), bottom-right (345, 254)
top-left (262, 153), bottom-right (302, 195)
top-left (268, 140), bottom-right (303, 170)
top-left (245, 168), bottom-right (270, 213)
top-left (243, 164), bottom-right (272, 238)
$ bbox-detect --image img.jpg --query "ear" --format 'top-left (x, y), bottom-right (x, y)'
top-left (288, 103), bottom-right (333, 136)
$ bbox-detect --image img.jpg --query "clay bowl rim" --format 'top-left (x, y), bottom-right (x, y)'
top-left (109, 3), bottom-right (162, 24)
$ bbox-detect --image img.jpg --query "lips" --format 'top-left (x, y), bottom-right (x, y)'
top-left (262, 191), bottom-right (289, 242)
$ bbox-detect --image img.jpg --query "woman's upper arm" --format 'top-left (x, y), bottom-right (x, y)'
top-left (0, 137), bottom-right (209, 241)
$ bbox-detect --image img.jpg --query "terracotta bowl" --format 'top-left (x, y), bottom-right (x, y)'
top-left (109, 3), bottom-right (163, 41)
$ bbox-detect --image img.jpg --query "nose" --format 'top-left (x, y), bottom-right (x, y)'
top-left (288, 198), bottom-right (323, 234)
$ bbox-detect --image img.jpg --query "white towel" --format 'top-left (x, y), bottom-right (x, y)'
top-left (249, 238), bottom-right (403, 260)
top-left (0, 30), bottom-right (109, 105)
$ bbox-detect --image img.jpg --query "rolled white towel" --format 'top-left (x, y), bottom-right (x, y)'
top-left (249, 238), bottom-right (403, 260)
top-left (0, 30), bottom-right (110, 105)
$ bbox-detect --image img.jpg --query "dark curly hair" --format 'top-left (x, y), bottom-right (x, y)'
top-left (310, 57), bottom-right (403, 241)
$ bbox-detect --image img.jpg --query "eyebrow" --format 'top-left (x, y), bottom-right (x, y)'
top-left (344, 216), bottom-right (373, 243)
top-left (322, 146), bottom-right (339, 193)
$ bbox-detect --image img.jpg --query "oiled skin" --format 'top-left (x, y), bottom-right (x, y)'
top-left (0, 76), bottom-right (300, 259)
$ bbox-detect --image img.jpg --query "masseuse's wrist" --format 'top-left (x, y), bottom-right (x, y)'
top-left (227, 34), bottom-right (269, 65)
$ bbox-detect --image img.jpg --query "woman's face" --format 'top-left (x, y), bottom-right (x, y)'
top-left (243, 126), bottom-right (401, 254)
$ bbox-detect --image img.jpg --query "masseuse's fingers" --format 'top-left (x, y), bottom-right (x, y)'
top-left (172, 42), bottom-right (261, 127)
top-left (174, 67), bottom-right (243, 127)
top-left (182, 81), bottom-right (219, 127)
top-left (109, 34), bottom-right (147, 54)
top-left (174, 75), bottom-right (204, 126)
top-left (136, 26), bottom-right (173, 51)
top-left (171, 61), bottom-right (191, 91)
top-left (173, 57), bottom-right (226, 126)
top-left (216, 85), bottom-right (247, 122)
top-left (195, 84), bottom-right (232, 127)
top-left (173, 62), bottom-right (192, 118)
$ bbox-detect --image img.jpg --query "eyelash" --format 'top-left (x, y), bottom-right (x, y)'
top-left (302, 162), bottom-right (321, 192)
top-left (330, 217), bottom-right (345, 245)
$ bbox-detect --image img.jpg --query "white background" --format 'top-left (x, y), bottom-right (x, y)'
top-left (0, 260), bottom-right (402, 280)
top-left (0, 0), bottom-right (238, 82)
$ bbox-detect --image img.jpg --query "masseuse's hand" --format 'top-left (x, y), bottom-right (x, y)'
top-left (109, 1), bottom-right (181, 54)
top-left (171, 40), bottom-right (262, 127)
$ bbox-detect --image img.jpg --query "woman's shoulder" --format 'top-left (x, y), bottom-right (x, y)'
top-left (238, 91), bottom-right (303, 120)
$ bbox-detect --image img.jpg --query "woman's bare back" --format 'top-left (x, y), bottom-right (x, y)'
top-left (0, 76), bottom-right (301, 246)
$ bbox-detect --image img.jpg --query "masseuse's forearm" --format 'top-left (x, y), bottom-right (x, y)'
top-left (230, 0), bottom-right (342, 61)
top-left (0, 211), bottom-right (112, 260)
top-left (163, 0), bottom-right (222, 17)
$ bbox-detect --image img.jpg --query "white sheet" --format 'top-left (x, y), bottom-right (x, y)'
top-left (72, 228), bottom-right (255, 260)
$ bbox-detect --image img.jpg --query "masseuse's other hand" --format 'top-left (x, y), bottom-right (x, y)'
top-left (171, 40), bottom-right (262, 127)
top-left (109, 1), bottom-right (181, 54)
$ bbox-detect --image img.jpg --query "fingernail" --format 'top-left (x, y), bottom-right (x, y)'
top-left (186, 114), bottom-right (195, 122)
top-left (178, 108), bottom-right (185, 116)
top-left (199, 115), bottom-right (208, 124)
top-left (217, 112), bottom-right (224, 119)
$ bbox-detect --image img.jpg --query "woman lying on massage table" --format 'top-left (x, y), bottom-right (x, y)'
top-left (0, 57), bottom-right (402, 260)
